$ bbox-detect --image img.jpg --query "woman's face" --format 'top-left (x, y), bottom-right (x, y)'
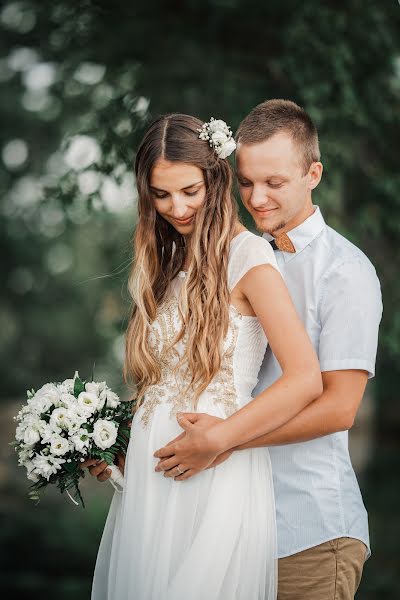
top-left (150, 159), bottom-right (207, 236)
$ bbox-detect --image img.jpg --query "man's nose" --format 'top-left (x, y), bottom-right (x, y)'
top-left (249, 187), bottom-right (269, 209)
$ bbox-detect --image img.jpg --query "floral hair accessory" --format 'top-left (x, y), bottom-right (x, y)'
top-left (198, 117), bottom-right (237, 159)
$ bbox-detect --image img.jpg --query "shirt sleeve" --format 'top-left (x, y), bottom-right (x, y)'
top-left (228, 233), bottom-right (280, 293)
top-left (318, 257), bottom-right (383, 378)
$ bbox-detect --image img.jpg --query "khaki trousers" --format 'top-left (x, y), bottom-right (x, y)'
top-left (277, 537), bottom-right (367, 600)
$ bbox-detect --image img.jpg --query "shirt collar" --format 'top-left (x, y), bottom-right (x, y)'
top-left (263, 205), bottom-right (326, 262)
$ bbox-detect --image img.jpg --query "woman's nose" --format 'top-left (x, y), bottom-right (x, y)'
top-left (171, 196), bottom-right (188, 218)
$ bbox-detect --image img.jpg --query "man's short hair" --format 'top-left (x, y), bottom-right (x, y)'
top-left (236, 99), bottom-right (320, 174)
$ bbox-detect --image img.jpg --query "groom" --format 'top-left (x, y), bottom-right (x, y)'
top-left (154, 100), bottom-right (383, 600)
top-left (89, 100), bottom-right (382, 600)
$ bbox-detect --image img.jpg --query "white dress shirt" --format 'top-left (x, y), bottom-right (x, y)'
top-left (254, 205), bottom-right (383, 559)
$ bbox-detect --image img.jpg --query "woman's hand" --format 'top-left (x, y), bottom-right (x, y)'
top-left (154, 413), bottom-right (232, 480)
top-left (81, 452), bottom-right (126, 482)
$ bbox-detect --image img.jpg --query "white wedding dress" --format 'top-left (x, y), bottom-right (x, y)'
top-left (92, 231), bottom-right (279, 600)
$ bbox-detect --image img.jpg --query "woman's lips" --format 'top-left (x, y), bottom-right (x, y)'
top-left (172, 215), bottom-right (195, 225)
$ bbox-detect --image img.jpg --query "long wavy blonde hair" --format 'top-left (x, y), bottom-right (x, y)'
top-left (123, 113), bottom-right (240, 410)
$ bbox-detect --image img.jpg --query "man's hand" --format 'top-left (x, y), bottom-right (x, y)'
top-left (154, 412), bottom-right (232, 480)
top-left (81, 452), bottom-right (126, 482)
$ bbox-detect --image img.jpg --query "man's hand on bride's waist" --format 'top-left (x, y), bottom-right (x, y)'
top-left (153, 413), bottom-right (234, 481)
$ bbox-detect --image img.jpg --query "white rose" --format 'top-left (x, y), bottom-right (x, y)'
top-left (211, 130), bottom-right (228, 146)
top-left (217, 138), bottom-right (237, 159)
top-left (92, 419), bottom-right (118, 450)
top-left (77, 391), bottom-right (99, 415)
top-left (106, 390), bottom-right (120, 409)
top-left (208, 119), bottom-right (229, 134)
top-left (23, 426), bottom-right (41, 446)
top-left (50, 436), bottom-right (70, 456)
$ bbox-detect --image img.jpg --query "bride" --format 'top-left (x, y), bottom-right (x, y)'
top-left (90, 113), bottom-right (322, 600)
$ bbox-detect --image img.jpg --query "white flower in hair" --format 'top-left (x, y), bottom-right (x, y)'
top-left (198, 117), bottom-right (236, 159)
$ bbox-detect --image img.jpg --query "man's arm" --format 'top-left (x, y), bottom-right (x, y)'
top-left (235, 369), bottom-right (368, 449)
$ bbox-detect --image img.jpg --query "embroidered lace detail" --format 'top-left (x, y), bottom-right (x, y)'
top-left (139, 294), bottom-right (241, 428)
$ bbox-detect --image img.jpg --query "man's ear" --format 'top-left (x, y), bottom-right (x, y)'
top-left (308, 162), bottom-right (323, 191)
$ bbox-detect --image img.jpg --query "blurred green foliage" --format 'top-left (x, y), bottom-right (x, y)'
top-left (1, 1), bottom-right (399, 598)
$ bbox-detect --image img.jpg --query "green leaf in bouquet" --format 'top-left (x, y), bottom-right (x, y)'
top-left (74, 375), bottom-right (85, 396)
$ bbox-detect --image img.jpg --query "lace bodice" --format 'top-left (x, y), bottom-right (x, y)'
top-left (138, 231), bottom-right (280, 427)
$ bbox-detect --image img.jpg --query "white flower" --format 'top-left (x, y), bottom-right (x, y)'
top-left (71, 428), bottom-right (92, 453)
top-left (32, 453), bottom-right (65, 481)
top-left (18, 446), bottom-right (34, 466)
top-left (28, 383), bottom-right (60, 414)
top-left (198, 117), bottom-right (236, 159)
top-left (217, 138), bottom-right (237, 159)
top-left (50, 435), bottom-right (70, 456)
top-left (23, 425), bottom-right (41, 446)
top-left (50, 407), bottom-right (75, 430)
top-left (106, 390), bottom-right (120, 409)
top-left (57, 378), bottom-right (75, 395)
top-left (25, 460), bottom-right (40, 482)
top-left (16, 422), bottom-right (27, 442)
top-left (211, 130), bottom-right (228, 146)
top-left (59, 392), bottom-right (77, 408)
top-left (208, 119), bottom-right (229, 134)
top-left (92, 419), bottom-right (118, 450)
top-left (77, 391), bottom-right (99, 415)
top-left (39, 421), bottom-right (61, 443)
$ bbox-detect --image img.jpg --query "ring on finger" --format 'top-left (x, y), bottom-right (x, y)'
top-left (176, 465), bottom-right (185, 475)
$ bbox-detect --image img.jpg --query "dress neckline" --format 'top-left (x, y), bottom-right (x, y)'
top-left (178, 230), bottom-right (249, 277)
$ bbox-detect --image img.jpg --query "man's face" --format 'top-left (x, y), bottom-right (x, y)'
top-left (236, 132), bottom-right (313, 236)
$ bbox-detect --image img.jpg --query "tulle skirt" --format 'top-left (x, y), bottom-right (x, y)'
top-left (91, 400), bottom-right (277, 600)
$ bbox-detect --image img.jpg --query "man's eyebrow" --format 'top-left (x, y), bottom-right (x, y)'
top-left (150, 180), bottom-right (204, 193)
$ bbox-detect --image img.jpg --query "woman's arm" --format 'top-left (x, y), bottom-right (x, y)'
top-left (154, 263), bottom-right (322, 478)
top-left (204, 263), bottom-right (322, 452)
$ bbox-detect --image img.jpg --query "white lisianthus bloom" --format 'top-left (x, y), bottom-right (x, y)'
top-left (77, 391), bottom-right (99, 415)
top-left (32, 453), bottom-right (65, 480)
top-left (28, 383), bottom-right (61, 414)
top-left (211, 130), bottom-right (228, 146)
top-left (59, 392), bottom-right (77, 409)
top-left (57, 378), bottom-right (75, 395)
top-left (71, 428), bottom-right (92, 453)
top-left (23, 426), bottom-right (41, 446)
top-left (85, 381), bottom-right (100, 396)
top-left (50, 435), bottom-right (70, 456)
top-left (106, 390), bottom-right (120, 409)
top-left (217, 138), bottom-right (237, 159)
top-left (92, 419), bottom-right (118, 450)
top-left (50, 406), bottom-right (74, 430)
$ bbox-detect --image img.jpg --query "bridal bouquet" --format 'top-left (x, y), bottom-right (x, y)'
top-left (13, 371), bottom-right (134, 506)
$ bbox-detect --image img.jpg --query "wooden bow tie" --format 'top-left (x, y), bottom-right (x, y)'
top-left (271, 233), bottom-right (296, 253)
